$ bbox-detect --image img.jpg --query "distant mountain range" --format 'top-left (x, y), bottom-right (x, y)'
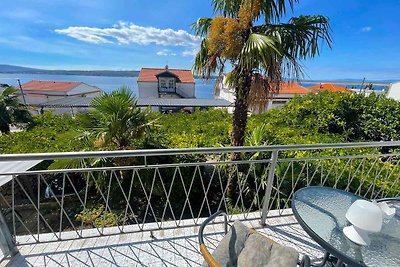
top-left (0, 64), bottom-right (140, 77)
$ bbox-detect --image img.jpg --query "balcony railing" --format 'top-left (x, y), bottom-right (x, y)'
top-left (158, 86), bottom-right (176, 93)
top-left (1, 141), bottom-right (400, 260)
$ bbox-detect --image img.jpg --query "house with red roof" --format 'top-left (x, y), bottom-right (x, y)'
top-left (216, 80), bottom-right (309, 113)
top-left (308, 83), bottom-right (351, 93)
top-left (269, 82), bottom-right (309, 107)
top-left (137, 65), bottom-right (195, 100)
top-left (17, 80), bottom-right (101, 105)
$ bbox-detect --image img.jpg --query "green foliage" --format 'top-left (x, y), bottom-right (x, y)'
top-left (152, 109), bottom-right (232, 148)
top-left (262, 92), bottom-right (400, 142)
top-left (0, 86), bottom-right (32, 133)
top-left (0, 112), bottom-right (85, 154)
top-left (4, 92), bottom-right (400, 228)
top-left (80, 87), bottom-right (157, 149)
top-left (3, 92), bottom-right (400, 153)
top-left (75, 205), bottom-right (125, 228)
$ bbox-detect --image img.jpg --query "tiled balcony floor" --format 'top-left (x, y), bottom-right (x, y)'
top-left (3, 210), bottom-right (324, 267)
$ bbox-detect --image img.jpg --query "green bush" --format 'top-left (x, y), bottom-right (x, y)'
top-left (258, 92), bottom-right (400, 142)
top-left (0, 112), bottom-right (85, 153)
top-left (75, 205), bottom-right (124, 228)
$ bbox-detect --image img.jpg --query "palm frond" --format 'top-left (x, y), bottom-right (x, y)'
top-left (193, 38), bottom-right (225, 80)
top-left (191, 17), bottom-right (213, 36)
top-left (212, 0), bottom-right (297, 21)
top-left (256, 15), bottom-right (332, 59)
top-left (260, 0), bottom-right (297, 22)
top-left (253, 15), bottom-right (331, 80)
top-left (238, 32), bottom-right (282, 71)
top-left (212, 0), bottom-right (242, 17)
top-left (80, 87), bottom-right (149, 149)
top-left (1, 86), bottom-right (18, 96)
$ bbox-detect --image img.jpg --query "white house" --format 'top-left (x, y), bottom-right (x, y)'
top-left (137, 65), bottom-right (196, 112)
top-left (137, 66), bottom-right (195, 99)
top-left (17, 80), bottom-right (101, 106)
top-left (387, 81), bottom-right (400, 100)
top-left (215, 78), bottom-right (309, 113)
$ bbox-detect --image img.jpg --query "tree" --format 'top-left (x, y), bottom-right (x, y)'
top-left (81, 87), bottom-right (155, 150)
top-left (48, 88), bottom-right (157, 199)
top-left (0, 86), bottom-right (32, 134)
top-left (192, 0), bottom-right (332, 200)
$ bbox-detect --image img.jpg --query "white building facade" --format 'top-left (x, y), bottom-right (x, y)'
top-left (137, 66), bottom-right (196, 112)
top-left (387, 81), bottom-right (400, 100)
top-left (137, 66), bottom-right (195, 98)
top-left (17, 80), bottom-right (101, 106)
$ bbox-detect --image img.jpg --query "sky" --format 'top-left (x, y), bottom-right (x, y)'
top-left (1, 0), bottom-right (400, 80)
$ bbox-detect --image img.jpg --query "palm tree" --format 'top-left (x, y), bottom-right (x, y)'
top-left (50, 87), bottom-right (156, 193)
top-left (82, 87), bottom-right (155, 150)
top-left (0, 86), bottom-right (32, 134)
top-left (192, 0), bottom-right (332, 200)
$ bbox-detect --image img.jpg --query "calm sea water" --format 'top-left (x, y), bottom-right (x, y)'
top-left (0, 73), bottom-right (217, 99)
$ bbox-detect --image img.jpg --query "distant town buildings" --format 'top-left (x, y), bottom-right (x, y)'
top-left (17, 80), bottom-right (101, 106)
top-left (308, 83), bottom-right (350, 93)
top-left (216, 78), bottom-right (356, 114)
top-left (136, 65), bottom-right (231, 112)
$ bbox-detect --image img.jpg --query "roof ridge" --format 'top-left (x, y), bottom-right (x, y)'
top-left (28, 80), bottom-right (82, 84)
top-left (140, 67), bottom-right (192, 71)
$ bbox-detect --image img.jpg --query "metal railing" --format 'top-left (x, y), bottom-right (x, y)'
top-left (0, 141), bottom-right (400, 251)
top-left (158, 86), bottom-right (176, 93)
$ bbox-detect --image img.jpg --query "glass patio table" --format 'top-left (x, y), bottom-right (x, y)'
top-left (292, 186), bottom-right (400, 267)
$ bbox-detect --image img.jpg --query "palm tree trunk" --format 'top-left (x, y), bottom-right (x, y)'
top-left (0, 122), bottom-right (10, 134)
top-left (227, 73), bottom-right (251, 204)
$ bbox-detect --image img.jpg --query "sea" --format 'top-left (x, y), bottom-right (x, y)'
top-left (0, 73), bottom-right (391, 98)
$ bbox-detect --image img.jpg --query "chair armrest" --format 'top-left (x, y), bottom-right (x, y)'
top-left (198, 211), bottom-right (228, 245)
top-left (198, 211), bottom-right (228, 267)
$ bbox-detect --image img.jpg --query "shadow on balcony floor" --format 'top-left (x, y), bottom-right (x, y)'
top-left (4, 211), bottom-right (324, 267)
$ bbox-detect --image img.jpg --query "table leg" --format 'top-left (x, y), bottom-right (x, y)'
top-left (335, 259), bottom-right (344, 267)
top-left (311, 251), bottom-right (330, 267)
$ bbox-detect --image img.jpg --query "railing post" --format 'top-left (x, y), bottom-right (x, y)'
top-left (0, 209), bottom-right (18, 258)
top-left (260, 150), bottom-right (279, 226)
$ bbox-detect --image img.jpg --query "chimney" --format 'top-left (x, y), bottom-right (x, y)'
top-left (165, 64), bottom-right (169, 70)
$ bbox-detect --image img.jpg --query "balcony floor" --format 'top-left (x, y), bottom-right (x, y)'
top-left (4, 210), bottom-right (324, 267)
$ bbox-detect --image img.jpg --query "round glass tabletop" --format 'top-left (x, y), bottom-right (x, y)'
top-left (292, 186), bottom-right (400, 267)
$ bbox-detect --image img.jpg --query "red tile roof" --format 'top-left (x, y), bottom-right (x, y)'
top-left (279, 82), bottom-right (308, 94)
top-left (308, 83), bottom-right (350, 92)
top-left (138, 68), bottom-right (195, 83)
top-left (21, 80), bottom-right (82, 92)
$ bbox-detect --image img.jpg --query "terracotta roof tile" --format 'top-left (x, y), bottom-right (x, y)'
top-left (21, 80), bottom-right (82, 92)
top-left (308, 83), bottom-right (350, 92)
top-left (279, 82), bottom-right (308, 94)
top-left (138, 68), bottom-right (195, 83)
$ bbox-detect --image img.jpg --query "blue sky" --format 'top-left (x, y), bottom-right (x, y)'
top-left (1, 0), bottom-right (399, 80)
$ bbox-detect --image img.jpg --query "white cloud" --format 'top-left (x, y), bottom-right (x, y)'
top-left (361, 26), bottom-right (372, 32)
top-left (156, 49), bottom-right (178, 56)
top-left (182, 48), bottom-right (199, 57)
top-left (157, 49), bottom-right (169, 56)
top-left (55, 21), bottom-right (201, 47)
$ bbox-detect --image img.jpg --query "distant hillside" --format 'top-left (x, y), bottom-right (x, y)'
top-left (0, 64), bottom-right (40, 72)
top-left (0, 64), bottom-right (140, 77)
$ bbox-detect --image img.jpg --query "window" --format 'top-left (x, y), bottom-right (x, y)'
top-left (168, 79), bottom-right (175, 89)
top-left (160, 80), bottom-right (166, 88)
